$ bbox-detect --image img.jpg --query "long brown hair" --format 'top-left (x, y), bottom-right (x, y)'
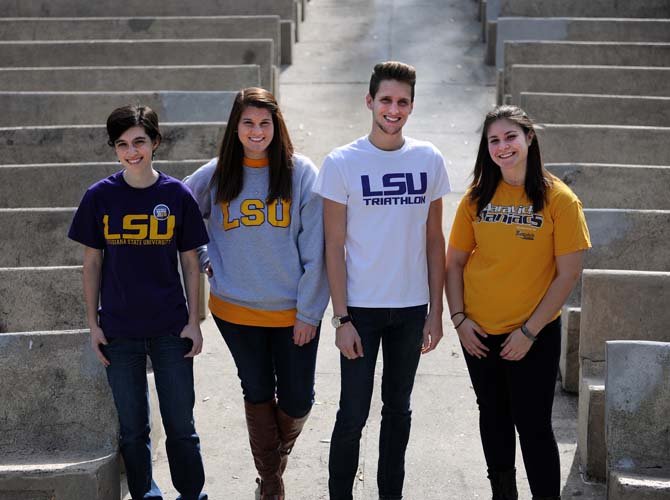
top-left (211, 87), bottom-right (294, 204)
top-left (470, 105), bottom-right (552, 214)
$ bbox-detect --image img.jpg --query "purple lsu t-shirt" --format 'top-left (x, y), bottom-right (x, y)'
top-left (68, 171), bottom-right (209, 339)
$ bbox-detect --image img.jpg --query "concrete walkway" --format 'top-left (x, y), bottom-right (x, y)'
top-left (152, 1), bottom-right (605, 498)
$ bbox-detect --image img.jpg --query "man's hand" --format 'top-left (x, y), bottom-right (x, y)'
top-left (293, 319), bottom-right (317, 346)
top-left (180, 322), bottom-right (204, 358)
top-left (421, 310), bottom-right (443, 354)
top-left (335, 322), bottom-right (364, 360)
top-left (90, 325), bottom-right (110, 367)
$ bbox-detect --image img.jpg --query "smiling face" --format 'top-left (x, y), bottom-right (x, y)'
top-left (113, 125), bottom-right (158, 172)
top-left (486, 118), bottom-right (534, 176)
top-left (366, 79), bottom-right (414, 138)
top-left (237, 106), bottom-right (275, 159)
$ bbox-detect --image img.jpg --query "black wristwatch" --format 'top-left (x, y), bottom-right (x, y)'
top-left (331, 315), bottom-right (351, 329)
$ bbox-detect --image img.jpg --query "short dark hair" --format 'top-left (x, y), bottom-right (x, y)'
top-left (106, 105), bottom-right (162, 147)
top-left (211, 87), bottom-right (294, 204)
top-left (369, 61), bottom-right (416, 101)
top-left (469, 105), bottom-right (553, 214)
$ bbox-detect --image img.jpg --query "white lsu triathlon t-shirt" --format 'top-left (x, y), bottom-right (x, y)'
top-left (314, 136), bottom-right (451, 308)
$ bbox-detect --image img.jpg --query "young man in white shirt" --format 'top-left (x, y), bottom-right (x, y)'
top-left (314, 61), bottom-right (451, 500)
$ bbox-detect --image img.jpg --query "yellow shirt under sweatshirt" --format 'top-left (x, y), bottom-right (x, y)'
top-left (449, 177), bottom-right (591, 334)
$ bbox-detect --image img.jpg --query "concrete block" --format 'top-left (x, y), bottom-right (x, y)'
top-left (0, 122), bottom-right (225, 165)
top-left (0, 15), bottom-right (284, 66)
top-left (500, 0), bottom-right (670, 18)
top-left (280, 19), bottom-right (294, 65)
top-left (579, 270), bottom-right (670, 365)
top-left (536, 124), bottom-right (670, 166)
top-left (521, 93), bottom-right (670, 127)
top-left (0, 267), bottom-right (85, 333)
top-left (606, 341), bottom-right (670, 499)
top-left (508, 65), bottom-right (670, 104)
top-left (578, 375), bottom-right (606, 481)
top-left (606, 341), bottom-right (670, 472)
top-left (0, 65), bottom-right (260, 92)
top-left (0, 160), bottom-right (205, 208)
top-left (548, 164), bottom-right (670, 210)
top-left (559, 306), bottom-right (580, 393)
top-left (0, 208), bottom-right (78, 267)
top-left (503, 42), bottom-right (670, 96)
top-left (0, 39), bottom-right (276, 94)
top-left (0, 91), bottom-right (237, 127)
top-left (608, 470), bottom-right (670, 500)
top-left (496, 18), bottom-right (670, 69)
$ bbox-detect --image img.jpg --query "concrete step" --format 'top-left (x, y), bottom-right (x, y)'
top-left (0, 267), bottom-right (85, 333)
top-left (502, 42), bottom-right (670, 98)
top-left (0, 160), bottom-right (206, 208)
top-left (578, 270), bottom-right (670, 481)
top-left (508, 65), bottom-right (670, 104)
top-left (606, 341), bottom-right (670, 500)
top-left (0, 15), bottom-right (285, 65)
top-left (500, 0), bottom-right (670, 18)
top-left (537, 124), bottom-right (670, 166)
top-left (492, 17), bottom-right (670, 67)
top-left (0, 161), bottom-right (206, 208)
top-left (0, 91), bottom-right (237, 127)
top-left (0, 122), bottom-right (226, 165)
top-left (0, 39), bottom-right (276, 95)
top-left (547, 163), bottom-right (670, 210)
top-left (0, 65), bottom-right (260, 92)
top-left (521, 93), bottom-right (670, 127)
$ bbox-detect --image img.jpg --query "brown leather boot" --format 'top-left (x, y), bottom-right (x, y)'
top-left (276, 406), bottom-right (310, 476)
top-left (244, 400), bottom-right (284, 500)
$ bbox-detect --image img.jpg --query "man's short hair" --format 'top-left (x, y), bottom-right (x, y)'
top-left (369, 61), bottom-right (416, 102)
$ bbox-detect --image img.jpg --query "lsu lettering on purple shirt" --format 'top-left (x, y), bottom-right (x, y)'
top-left (68, 171), bottom-right (209, 339)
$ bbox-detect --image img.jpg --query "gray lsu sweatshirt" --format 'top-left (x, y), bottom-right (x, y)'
top-left (184, 154), bottom-right (329, 326)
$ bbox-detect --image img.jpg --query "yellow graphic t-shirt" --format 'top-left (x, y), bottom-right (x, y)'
top-left (449, 178), bottom-right (591, 334)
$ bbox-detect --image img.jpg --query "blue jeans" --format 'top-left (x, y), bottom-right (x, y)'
top-left (102, 335), bottom-right (207, 500)
top-left (463, 317), bottom-right (561, 497)
top-left (213, 316), bottom-right (320, 418)
top-left (328, 305), bottom-right (427, 500)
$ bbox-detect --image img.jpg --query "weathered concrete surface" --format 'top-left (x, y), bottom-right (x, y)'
top-left (503, 42), bottom-right (670, 97)
top-left (577, 270), bottom-right (670, 482)
top-left (0, 122), bottom-right (225, 165)
top-left (500, 0), bottom-right (670, 17)
top-left (0, 161), bottom-right (205, 208)
top-left (494, 18), bottom-right (670, 68)
top-left (0, 0), bottom-right (297, 53)
top-left (0, 15), bottom-right (285, 65)
top-left (0, 65), bottom-right (260, 92)
top-left (508, 65), bottom-right (670, 104)
top-left (558, 209), bottom-right (670, 393)
top-left (0, 452), bottom-right (119, 500)
top-left (0, 208), bottom-right (77, 267)
top-left (537, 125), bottom-right (670, 166)
top-left (606, 341), bottom-right (670, 500)
top-left (608, 470), bottom-right (670, 500)
top-left (521, 93), bottom-right (670, 127)
top-left (548, 163), bottom-right (670, 210)
top-left (559, 307), bottom-right (580, 392)
top-left (0, 91), bottom-right (237, 127)
top-left (0, 267), bottom-right (85, 333)
top-left (578, 376), bottom-right (606, 481)
top-left (0, 39), bottom-right (276, 94)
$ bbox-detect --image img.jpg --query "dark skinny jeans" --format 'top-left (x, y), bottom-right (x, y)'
top-left (462, 317), bottom-right (561, 498)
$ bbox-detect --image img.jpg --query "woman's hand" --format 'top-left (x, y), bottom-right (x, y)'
top-left (456, 318), bottom-right (489, 358)
top-left (500, 328), bottom-right (534, 361)
top-left (293, 318), bottom-right (317, 346)
top-left (204, 261), bottom-right (213, 277)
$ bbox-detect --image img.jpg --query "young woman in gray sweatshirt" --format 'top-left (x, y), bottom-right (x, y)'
top-left (185, 87), bottom-right (329, 500)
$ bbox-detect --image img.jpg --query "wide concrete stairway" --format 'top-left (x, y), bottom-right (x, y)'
top-left (480, 1), bottom-right (670, 498)
top-left (0, 1), bottom-right (307, 498)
